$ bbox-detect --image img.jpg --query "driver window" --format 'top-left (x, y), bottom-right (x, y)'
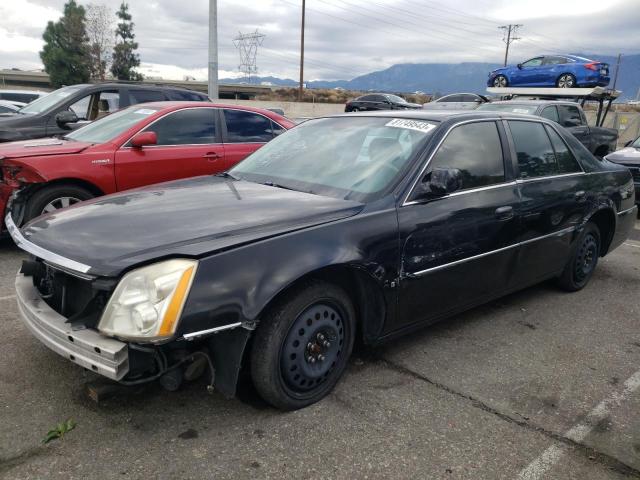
top-left (429, 122), bottom-right (505, 190)
top-left (522, 58), bottom-right (543, 67)
top-left (69, 95), bottom-right (92, 120)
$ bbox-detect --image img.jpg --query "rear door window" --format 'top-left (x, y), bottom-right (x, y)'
top-left (545, 126), bottom-right (582, 173)
top-left (129, 89), bottom-right (167, 104)
top-left (223, 109), bottom-right (275, 143)
top-left (557, 105), bottom-right (583, 127)
top-left (540, 106), bottom-right (559, 123)
top-left (429, 121), bottom-right (505, 190)
top-left (522, 57), bottom-right (543, 67)
top-left (508, 120), bottom-right (558, 178)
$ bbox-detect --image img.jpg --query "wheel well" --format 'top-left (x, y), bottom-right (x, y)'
top-left (588, 208), bottom-right (616, 256)
top-left (33, 178), bottom-right (105, 197)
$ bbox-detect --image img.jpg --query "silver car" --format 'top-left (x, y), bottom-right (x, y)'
top-left (605, 136), bottom-right (640, 205)
top-left (423, 93), bottom-right (488, 110)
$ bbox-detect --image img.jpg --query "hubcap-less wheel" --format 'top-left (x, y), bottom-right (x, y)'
top-left (280, 303), bottom-right (345, 393)
top-left (493, 75), bottom-right (508, 87)
top-left (557, 74), bottom-right (575, 88)
top-left (574, 233), bottom-right (598, 283)
top-left (41, 196), bottom-right (82, 215)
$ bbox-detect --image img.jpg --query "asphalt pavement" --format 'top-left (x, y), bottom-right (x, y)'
top-left (0, 220), bottom-right (639, 480)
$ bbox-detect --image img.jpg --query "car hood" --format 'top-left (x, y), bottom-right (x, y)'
top-left (490, 67), bottom-right (509, 74)
top-left (20, 176), bottom-right (365, 277)
top-left (0, 138), bottom-right (91, 159)
top-left (605, 147), bottom-right (640, 165)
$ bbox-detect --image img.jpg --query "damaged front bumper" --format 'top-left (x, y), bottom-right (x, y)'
top-left (15, 272), bottom-right (130, 380)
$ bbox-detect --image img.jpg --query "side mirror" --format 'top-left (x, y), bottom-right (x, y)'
top-left (420, 167), bottom-right (463, 197)
top-left (55, 111), bottom-right (78, 128)
top-left (130, 131), bottom-right (158, 148)
top-left (517, 63), bottom-right (523, 69)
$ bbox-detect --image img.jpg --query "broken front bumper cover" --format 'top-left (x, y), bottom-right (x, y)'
top-left (15, 272), bottom-right (129, 380)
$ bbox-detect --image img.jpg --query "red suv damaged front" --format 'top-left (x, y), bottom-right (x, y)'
top-left (0, 102), bottom-right (294, 231)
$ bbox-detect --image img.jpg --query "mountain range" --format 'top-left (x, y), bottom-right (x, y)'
top-left (221, 53), bottom-right (640, 100)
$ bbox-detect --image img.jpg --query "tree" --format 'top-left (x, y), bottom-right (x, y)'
top-left (86, 4), bottom-right (114, 81)
top-left (110, 2), bottom-right (143, 81)
top-left (39, 0), bottom-right (90, 88)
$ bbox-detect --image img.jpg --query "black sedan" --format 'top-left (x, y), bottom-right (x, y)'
top-left (345, 93), bottom-right (421, 112)
top-left (8, 111), bottom-right (637, 410)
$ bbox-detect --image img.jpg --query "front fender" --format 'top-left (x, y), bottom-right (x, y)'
top-left (177, 208), bottom-right (400, 338)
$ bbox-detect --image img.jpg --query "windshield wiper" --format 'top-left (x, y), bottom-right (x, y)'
top-left (215, 171), bottom-right (238, 180)
top-left (263, 181), bottom-right (297, 191)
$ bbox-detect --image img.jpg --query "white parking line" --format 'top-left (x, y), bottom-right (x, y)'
top-left (0, 294), bottom-right (16, 301)
top-left (624, 242), bottom-right (640, 249)
top-left (517, 370), bottom-right (640, 480)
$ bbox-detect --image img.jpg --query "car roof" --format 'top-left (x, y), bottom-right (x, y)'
top-left (328, 110), bottom-right (548, 122)
top-left (59, 83), bottom-right (208, 94)
top-left (126, 101), bottom-right (291, 120)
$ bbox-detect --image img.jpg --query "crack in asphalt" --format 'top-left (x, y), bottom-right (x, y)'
top-left (378, 356), bottom-right (640, 479)
top-left (0, 446), bottom-right (52, 475)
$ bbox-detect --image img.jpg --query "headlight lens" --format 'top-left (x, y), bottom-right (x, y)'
top-left (98, 259), bottom-right (198, 342)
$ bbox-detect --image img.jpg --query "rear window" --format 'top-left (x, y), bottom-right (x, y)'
top-left (129, 90), bottom-right (167, 104)
top-left (167, 90), bottom-right (208, 101)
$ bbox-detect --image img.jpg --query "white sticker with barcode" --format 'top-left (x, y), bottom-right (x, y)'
top-left (513, 108), bottom-right (532, 114)
top-left (134, 109), bottom-right (156, 115)
top-left (385, 118), bottom-right (436, 133)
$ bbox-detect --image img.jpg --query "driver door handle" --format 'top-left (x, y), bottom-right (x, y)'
top-left (203, 152), bottom-right (221, 161)
top-left (495, 205), bottom-right (514, 221)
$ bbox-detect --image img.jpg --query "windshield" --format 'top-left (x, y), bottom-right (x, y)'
top-left (18, 85), bottom-right (84, 115)
top-left (65, 106), bottom-right (160, 144)
top-left (230, 116), bottom-right (437, 201)
top-left (476, 103), bottom-right (538, 115)
top-left (386, 94), bottom-right (407, 103)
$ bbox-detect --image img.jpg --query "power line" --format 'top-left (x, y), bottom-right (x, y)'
top-left (499, 24), bottom-right (522, 66)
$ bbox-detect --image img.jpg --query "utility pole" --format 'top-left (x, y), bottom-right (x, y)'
top-left (299, 0), bottom-right (306, 102)
top-left (611, 53), bottom-right (622, 91)
top-left (499, 24), bottom-right (522, 67)
top-left (208, 0), bottom-right (219, 99)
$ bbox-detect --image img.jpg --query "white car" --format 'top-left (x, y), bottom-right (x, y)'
top-left (423, 93), bottom-right (488, 110)
top-left (0, 89), bottom-right (48, 106)
top-left (0, 100), bottom-right (23, 114)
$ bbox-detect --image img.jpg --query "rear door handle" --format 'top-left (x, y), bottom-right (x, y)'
top-left (203, 152), bottom-right (221, 161)
top-left (495, 205), bottom-right (514, 221)
top-left (574, 190), bottom-right (586, 200)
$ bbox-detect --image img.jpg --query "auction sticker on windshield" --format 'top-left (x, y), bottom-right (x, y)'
top-left (134, 109), bottom-right (156, 115)
top-left (386, 119), bottom-right (436, 133)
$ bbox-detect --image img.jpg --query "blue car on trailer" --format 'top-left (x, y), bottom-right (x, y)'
top-left (488, 54), bottom-right (610, 88)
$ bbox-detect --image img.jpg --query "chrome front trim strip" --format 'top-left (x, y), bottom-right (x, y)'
top-left (617, 205), bottom-right (638, 216)
top-left (5, 214), bottom-right (93, 274)
top-left (182, 322), bottom-right (243, 341)
top-left (406, 226), bottom-right (576, 278)
top-left (403, 181), bottom-right (518, 206)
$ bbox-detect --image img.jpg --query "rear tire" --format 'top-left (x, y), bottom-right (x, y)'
top-left (23, 184), bottom-right (94, 223)
top-left (250, 280), bottom-right (356, 410)
top-left (557, 223), bottom-right (600, 291)
top-left (556, 73), bottom-right (577, 88)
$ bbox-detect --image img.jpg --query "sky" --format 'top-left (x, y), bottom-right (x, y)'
top-left (0, 0), bottom-right (638, 82)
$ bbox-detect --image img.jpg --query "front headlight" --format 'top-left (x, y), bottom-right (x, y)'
top-left (98, 259), bottom-right (198, 342)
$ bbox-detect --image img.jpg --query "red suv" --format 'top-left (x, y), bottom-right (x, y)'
top-left (0, 102), bottom-right (294, 230)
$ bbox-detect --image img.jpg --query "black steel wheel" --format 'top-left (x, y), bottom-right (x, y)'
top-left (557, 222), bottom-right (600, 291)
top-left (493, 75), bottom-right (508, 87)
top-left (556, 73), bottom-right (577, 88)
top-left (250, 280), bottom-right (355, 410)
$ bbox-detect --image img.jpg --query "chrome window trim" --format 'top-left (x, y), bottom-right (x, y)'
top-left (182, 322), bottom-right (242, 340)
top-left (120, 106), bottom-right (219, 148)
top-left (401, 117), bottom-right (505, 207)
top-left (5, 214), bottom-right (93, 274)
top-left (406, 226), bottom-right (576, 278)
top-left (403, 180), bottom-right (517, 206)
top-left (515, 172), bottom-right (586, 184)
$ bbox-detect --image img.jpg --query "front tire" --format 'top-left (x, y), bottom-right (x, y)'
top-left (23, 184), bottom-right (94, 223)
top-left (557, 223), bottom-right (600, 291)
top-left (250, 280), bottom-right (356, 410)
top-left (556, 73), bottom-right (577, 88)
top-left (493, 75), bottom-right (508, 87)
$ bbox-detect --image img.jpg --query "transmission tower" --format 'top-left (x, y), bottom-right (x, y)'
top-left (233, 30), bottom-right (266, 83)
top-left (498, 24), bottom-right (522, 67)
